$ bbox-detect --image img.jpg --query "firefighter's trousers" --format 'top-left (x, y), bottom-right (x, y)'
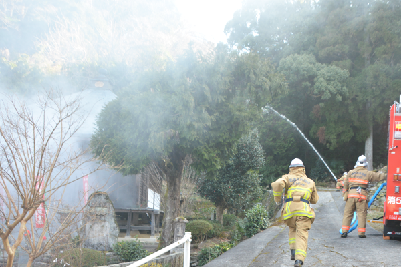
top-left (342, 197), bottom-right (367, 234)
top-left (286, 216), bottom-right (312, 262)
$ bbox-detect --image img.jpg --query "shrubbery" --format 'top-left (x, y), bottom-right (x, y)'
top-left (140, 263), bottom-right (163, 267)
top-left (52, 248), bottom-right (107, 267)
top-left (197, 242), bottom-right (233, 266)
top-left (186, 220), bottom-right (213, 242)
top-left (223, 214), bottom-right (238, 227)
top-left (196, 204), bottom-right (271, 266)
top-left (206, 220), bottom-right (224, 239)
top-left (229, 218), bottom-right (246, 245)
top-left (113, 240), bottom-right (148, 262)
top-left (265, 192), bottom-right (279, 220)
top-left (187, 197), bottom-right (216, 220)
top-left (244, 204), bottom-right (269, 237)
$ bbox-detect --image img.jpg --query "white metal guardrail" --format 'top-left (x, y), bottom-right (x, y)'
top-left (128, 232), bottom-right (192, 267)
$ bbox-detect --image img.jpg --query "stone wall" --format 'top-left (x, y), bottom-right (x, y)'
top-left (82, 192), bottom-right (119, 251)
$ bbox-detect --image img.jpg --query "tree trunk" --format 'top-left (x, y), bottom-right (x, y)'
top-left (26, 257), bottom-right (34, 267)
top-left (216, 205), bottom-right (225, 225)
top-left (6, 252), bottom-right (15, 267)
top-left (365, 124), bottom-right (373, 170)
top-left (3, 220), bottom-right (29, 267)
top-left (161, 172), bottom-right (181, 246)
top-left (3, 235), bottom-right (16, 267)
top-left (160, 146), bottom-right (185, 247)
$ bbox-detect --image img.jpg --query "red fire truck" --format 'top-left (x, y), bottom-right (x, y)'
top-left (383, 98), bottom-right (401, 239)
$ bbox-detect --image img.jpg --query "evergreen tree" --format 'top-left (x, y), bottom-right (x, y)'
top-left (199, 129), bottom-right (265, 223)
top-left (225, 0), bottom-right (401, 171)
top-left (90, 46), bottom-right (286, 246)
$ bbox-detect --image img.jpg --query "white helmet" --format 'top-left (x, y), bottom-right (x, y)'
top-left (289, 158), bottom-right (304, 168)
top-left (343, 172), bottom-right (347, 176)
top-left (356, 155), bottom-right (368, 167)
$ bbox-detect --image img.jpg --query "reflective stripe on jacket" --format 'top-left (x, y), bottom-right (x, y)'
top-left (348, 194), bottom-right (367, 200)
top-left (344, 166), bottom-right (386, 200)
top-left (271, 167), bottom-right (319, 220)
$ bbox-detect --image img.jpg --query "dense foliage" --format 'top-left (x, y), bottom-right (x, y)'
top-left (223, 214), bottom-right (238, 227)
top-left (186, 220), bottom-right (214, 242)
top-left (113, 240), bottom-right (149, 262)
top-left (52, 248), bottom-right (107, 267)
top-left (244, 204), bottom-right (269, 237)
top-left (199, 129), bottom-right (265, 214)
top-left (229, 220), bottom-right (247, 245)
top-left (186, 197), bottom-right (216, 220)
top-left (90, 46), bottom-right (284, 245)
top-left (90, 48), bottom-right (284, 176)
top-left (226, 0), bottom-right (401, 173)
top-left (197, 242), bottom-right (234, 266)
top-left (195, 195), bottom-right (277, 266)
top-left (206, 220), bottom-right (225, 239)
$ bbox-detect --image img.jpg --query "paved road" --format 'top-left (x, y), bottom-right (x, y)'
top-left (204, 191), bottom-right (401, 267)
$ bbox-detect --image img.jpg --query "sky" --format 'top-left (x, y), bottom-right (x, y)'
top-left (174, 0), bottom-right (243, 43)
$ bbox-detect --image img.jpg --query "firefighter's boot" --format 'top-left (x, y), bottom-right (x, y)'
top-left (358, 233), bottom-right (366, 238)
top-left (294, 260), bottom-right (303, 266)
top-left (291, 249), bottom-right (295, 260)
top-left (341, 232), bottom-right (348, 238)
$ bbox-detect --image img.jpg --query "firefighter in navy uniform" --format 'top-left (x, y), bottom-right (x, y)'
top-left (272, 158), bottom-right (319, 267)
top-left (341, 155), bottom-right (386, 238)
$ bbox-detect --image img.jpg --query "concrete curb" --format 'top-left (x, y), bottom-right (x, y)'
top-left (203, 225), bottom-right (286, 267)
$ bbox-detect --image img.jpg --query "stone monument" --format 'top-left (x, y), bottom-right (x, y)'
top-left (82, 192), bottom-right (119, 251)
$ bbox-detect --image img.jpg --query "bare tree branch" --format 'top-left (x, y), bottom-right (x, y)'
top-left (0, 89), bottom-right (107, 267)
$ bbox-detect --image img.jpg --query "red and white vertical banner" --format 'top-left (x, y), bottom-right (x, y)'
top-left (35, 176), bottom-right (45, 228)
top-left (0, 186), bottom-right (5, 222)
top-left (83, 175), bottom-right (89, 205)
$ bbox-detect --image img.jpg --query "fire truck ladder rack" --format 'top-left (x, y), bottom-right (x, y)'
top-left (339, 182), bottom-right (387, 234)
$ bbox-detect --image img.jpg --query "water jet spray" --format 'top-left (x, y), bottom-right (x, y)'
top-left (262, 104), bottom-right (337, 181)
